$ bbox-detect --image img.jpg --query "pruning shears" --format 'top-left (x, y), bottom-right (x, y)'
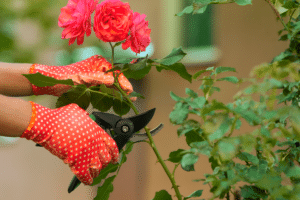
top-left (36, 108), bottom-right (163, 193)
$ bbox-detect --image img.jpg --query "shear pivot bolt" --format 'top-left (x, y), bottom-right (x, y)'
top-left (122, 125), bottom-right (129, 133)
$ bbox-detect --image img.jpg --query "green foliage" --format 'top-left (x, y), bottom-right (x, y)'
top-left (17, 0), bottom-right (300, 199)
top-left (92, 141), bottom-right (135, 198)
top-left (56, 85), bottom-right (90, 110)
top-left (91, 163), bottom-right (118, 186)
top-left (153, 47), bottom-right (187, 65)
top-left (152, 190), bottom-right (173, 200)
top-left (116, 47), bottom-right (192, 82)
top-left (22, 72), bottom-right (74, 87)
top-left (176, 0), bottom-right (252, 16)
top-left (94, 175), bottom-right (116, 200)
top-left (168, 54), bottom-right (300, 198)
top-left (183, 190), bottom-right (204, 200)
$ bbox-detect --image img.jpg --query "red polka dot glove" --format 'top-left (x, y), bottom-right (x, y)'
top-left (29, 55), bottom-right (137, 101)
top-left (21, 101), bottom-right (119, 185)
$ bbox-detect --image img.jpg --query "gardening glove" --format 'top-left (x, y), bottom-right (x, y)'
top-left (21, 101), bottom-right (119, 185)
top-left (29, 55), bottom-right (137, 101)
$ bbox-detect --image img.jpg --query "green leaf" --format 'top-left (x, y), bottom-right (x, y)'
top-left (286, 166), bottom-right (300, 178)
top-left (125, 57), bottom-right (148, 71)
top-left (183, 190), bottom-right (203, 200)
top-left (235, 119), bottom-right (242, 130)
top-left (187, 97), bottom-right (206, 109)
top-left (177, 119), bottom-right (200, 137)
top-left (169, 102), bottom-right (190, 125)
top-left (283, 0), bottom-right (299, 9)
top-left (190, 141), bottom-right (212, 157)
top-left (114, 58), bottom-right (134, 64)
top-left (277, 140), bottom-right (296, 147)
top-left (186, 88), bottom-right (198, 98)
top-left (233, 107), bottom-right (260, 125)
top-left (215, 67), bottom-right (236, 75)
top-left (114, 41), bottom-right (124, 48)
top-left (154, 47), bottom-right (187, 65)
top-left (91, 163), bottom-right (118, 186)
top-left (152, 190), bottom-right (172, 200)
top-left (94, 175), bottom-right (116, 200)
top-left (237, 152), bottom-right (259, 165)
top-left (178, 126), bottom-right (194, 137)
top-left (217, 76), bottom-right (239, 84)
top-left (181, 153), bottom-right (199, 169)
top-left (90, 87), bottom-right (113, 112)
top-left (202, 100), bottom-right (229, 115)
top-left (119, 141), bottom-right (134, 165)
top-left (235, 0), bottom-right (252, 6)
top-left (218, 138), bottom-right (240, 161)
top-left (209, 156), bottom-right (219, 170)
top-left (22, 72), bottom-right (74, 87)
top-left (122, 63), bottom-right (151, 80)
top-left (208, 118), bottom-right (231, 141)
top-left (272, 51), bottom-right (293, 63)
top-left (156, 63), bottom-right (192, 83)
top-left (127, 91), bottom-right (145, 99)
top-left (261, 126), bottom-right (270, 137)
top-left (181, 163), bottom-right (195, 171)
top-left (186, 130), bottom-right (204, 146)
top-left (240, 185), bottom-right (268, 199)
top-left (91, 84), bottom-right (122, 101)
top-left (175, 5), bottom-right (193, 16)
top-left (255, 171), bottom-right (282, 190)
top-left (56, 85), bottom-right (90, 110)
top-left (167, 149), bottom-right (186, 163)
top-left (193, 69), bottom-right (210, 80)
top-left (112, 98), bottom-right (131, 117)
top-left (193, 5), bottom-right (208, 14)
top-left (170, 91), bottom-right (184, 102)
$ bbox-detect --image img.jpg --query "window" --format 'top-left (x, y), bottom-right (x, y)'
top-left (180, 1), bottom-right (221, 66)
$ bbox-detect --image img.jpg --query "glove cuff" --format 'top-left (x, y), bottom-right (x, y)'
top-left (20, 101), bottom-right (52, 144)
top-left (21, 101), bottom-right (37, 140)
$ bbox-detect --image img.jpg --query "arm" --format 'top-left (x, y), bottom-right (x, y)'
top-left (0, 62), bottom-right (33, 96)
top-left (0, 94), bottom-right (32, 137)
top-left (0, 58), bottom-right (136, 100)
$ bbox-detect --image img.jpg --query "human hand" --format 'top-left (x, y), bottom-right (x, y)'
top-left (29, 55), bottom-right (137, 101)
top-left (21, 101), bottom-right (119, 185)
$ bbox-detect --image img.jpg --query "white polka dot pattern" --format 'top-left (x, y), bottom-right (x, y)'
top-left (29, 55), bottom-right (136, 101)
top-left (21, 101), bottom-right (119, 185)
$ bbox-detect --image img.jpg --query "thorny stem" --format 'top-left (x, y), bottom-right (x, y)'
top-left (109, 42), bottom-right (117, 81)
top-left (172, 163), bottom-right (180, 177)
top-left (114, 82), bottom-right (183, 200)
top-left (264, 0), bottom-right (291, 33)
top-left (109, 43), bottom-right (182, 200)
top-left (289, 9), bottom-right (296, 23)
top-left (86, 89), bottom-right (132, 107)
top-left (227, 115), bottom-right (239, 138)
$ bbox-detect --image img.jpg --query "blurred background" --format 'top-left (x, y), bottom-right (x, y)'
top-left (0, 0), bottom-right (289, 199)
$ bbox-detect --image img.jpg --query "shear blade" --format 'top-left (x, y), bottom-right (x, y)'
top-left (130, 123), bottom-right (164, 142)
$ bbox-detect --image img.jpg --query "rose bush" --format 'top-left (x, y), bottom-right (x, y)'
top-left (24, 0), bottom-right (300, 199)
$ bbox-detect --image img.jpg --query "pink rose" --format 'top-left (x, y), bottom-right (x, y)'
top-left (93, 0), bottom-right (133, 42)
top-left (58, 0), bottom-right (98, 45)
top-left (122, 12), bottom-right (151, 55)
